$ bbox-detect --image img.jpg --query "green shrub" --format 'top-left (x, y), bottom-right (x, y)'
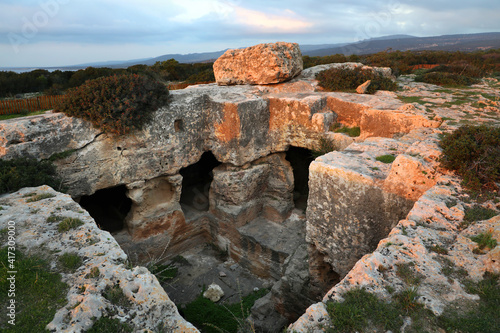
top-left (316, 66), bottom-right (397, 93)
top-left (415, 72), bottom-right (481, 86)
top-left (55, 74), bottom-right (169, 135)
top-left (439, 125), bottom-right (500, 191)
top-left (0, 158), bottom-right (62, 195)
top-left (376, 154), bottom-right (396, 164)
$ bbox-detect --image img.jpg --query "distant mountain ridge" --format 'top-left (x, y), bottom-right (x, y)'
top-left (307, 32), bottom-right (500, 56)
top-left (1, 32), bottom-right (499, 73)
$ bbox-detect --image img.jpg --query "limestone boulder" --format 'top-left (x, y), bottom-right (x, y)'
top-left (213, 42), bottom-right (303, 85)
top-left (0, 186), bottom-right (198, 333)
top-left (203, 283), bottom-right (224, 302)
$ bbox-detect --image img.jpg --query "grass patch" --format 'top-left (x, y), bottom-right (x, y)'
top-left (103, 284), bottom-right (132, 308)
top-left (47, 214), bottom-right (65, 223)
top-left (438, 273), bottom-right (499, 333)
top-left (325, 287), bottom-right (436, 333)
top-left (85, 267), bottom-right (100, 279)
top-left (396, 262), bottom-right (422, 286)
top-left (0, 110), bottom-right (46, 121)
top-left (462, 206), bottom-right (498, 228)
top-left (26, 193), bottom-right (56, 202)
top-left (326, 288), bottom-right (403, 332)
top-left (86, 316), bottom-right (133, 333)
top-left (333, 125), bottom-right (361, 137)
top-left (376, 154), bottom-right (396, 164)
top-left (429, 245), bottom-right (449, 255)
top-left (181, 288), bottom-right (268, 333)
top-left (471, 232), bottom-right (498, 250)
top-left (398, 96), bottom-right (427, 104)
top-left (57, 217), bottom-right (84, 232)
top-left (58, 252), bottom-right (82, 272)
top-left (0, 247), bottom-right (69, 332)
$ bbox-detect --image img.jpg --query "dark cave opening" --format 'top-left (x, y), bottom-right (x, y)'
top-left (78, 185), bottom-right (132, 233)
top-left (286, 146), bottom-right (315, 211)
top-left (179, 151), bottom-right (221, 213)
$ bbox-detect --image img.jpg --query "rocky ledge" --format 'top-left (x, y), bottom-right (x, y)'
top-left (0, 186), bottom-right (198, 333)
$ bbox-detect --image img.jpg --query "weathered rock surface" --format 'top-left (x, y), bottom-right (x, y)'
top-left (0, 186), bottom-right (198, 333)
top-left (306, 130), bottom-right (441, 279)
top-left (213, 42), bottom-right (303, 85)
top-left (0, 66), bottom-right (440, 200)
top-left (0, 112), bottom-right (99, 160)
top-left (291, 178), bottom-right (500, 331)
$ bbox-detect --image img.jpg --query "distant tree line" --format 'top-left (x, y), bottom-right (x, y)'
top-left (2, 49), bottom-right (499, 98)
top-left (0, 59), bottom-right (215, 98)
top-left (303, 49), bottom-right (500, 76)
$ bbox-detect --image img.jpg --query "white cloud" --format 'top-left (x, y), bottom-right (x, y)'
top-left (233, 7), bottom-right (313, 33)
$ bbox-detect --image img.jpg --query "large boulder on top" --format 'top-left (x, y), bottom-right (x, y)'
top-left (213, 42), bottom-right (303, 85)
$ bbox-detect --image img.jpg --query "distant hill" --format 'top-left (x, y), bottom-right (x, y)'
top-left (2, 32), bottom-right (499, 73)
top-left (306, 32), bottom-right (500, 56)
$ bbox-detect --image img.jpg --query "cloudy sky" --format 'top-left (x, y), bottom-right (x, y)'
top-left (1, 0), bottom-right (499, 67)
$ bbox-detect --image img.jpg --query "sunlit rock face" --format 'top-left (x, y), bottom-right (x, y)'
top-left (213, 42), bottom-right (303, 85)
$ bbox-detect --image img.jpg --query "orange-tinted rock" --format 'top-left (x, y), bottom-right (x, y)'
top-left (213, 42), bottom-right (303, 85)
top-left (356, 80), bottom-right (371, 94)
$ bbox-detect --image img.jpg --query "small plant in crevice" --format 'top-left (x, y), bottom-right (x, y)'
top-left (332, 124), bottom-right (361, 137)
top-left (394, 287), bottom-right (422, 314)
top-left (376, 154), bottom-right (396, 164)
top-left (311, 136), bottom-right (338, 159)
top-left (103, 284), bottom-right (132, 309)
top-left (59, 252), bottom-right (83, 272)
top-left (57, 217), bottom-right (84, 232)
top-left (429, 244), bottom-right (449, 255)
top-left (396, 262), bottom-right (422, 286)
top-left (85, 266), bottom-right (100, 279)
top-left (26, 192), bottom-right (56, 202)
top-left (470, 232), bottom-right (498, 251)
